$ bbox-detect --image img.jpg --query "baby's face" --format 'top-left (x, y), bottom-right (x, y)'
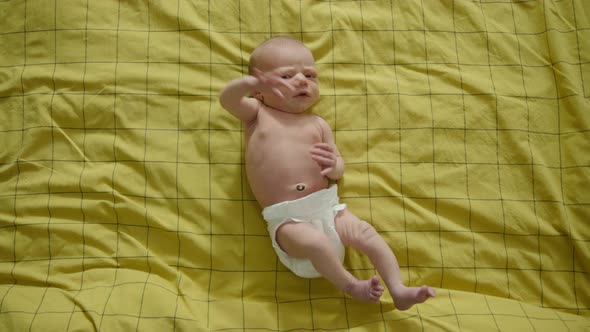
top-left (256, 44), bottom-right (319, 114)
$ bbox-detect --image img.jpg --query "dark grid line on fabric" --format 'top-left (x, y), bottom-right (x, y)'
top-left (133, 0), bottom-right (154, 327)
top-left (357, 1), bottom-right (389, 328)
top-left (237, 0), bottom-right (248, 331)
top-left (10, 2), bottom-right (32, 329)
top-left (420, 0), bottom-right (446, 291)
top-left (172, 0), bottom-right (183, 328)
top-left (2, 90), bottom-right (586, 103)
top-left (62, 0), bottom-right (100, 326)
top-left (2, 116), bottom-right (586, 133)
top-left (78, 0), bottom-right (91, 310)
top-left (451, 0), bottom-right (480, 297)
top-left (95, 1), bottom-right (124, 330)
top-left (478, 0), bottom-right (513, 301)
top-left (1, 307), bottom-right (583, 329)
top-left (0, 0), bottom-right (28, 313)
top-left (5, 277), bottom-right (207, 301)
top-left (571, 1), bottom-right (589, 98)
top-left (0, 255), bottom-right (586, 279)
top-left (445, 292), bottom-right (462, 332)
top-left (359, 0), bottom-right (377, 306)
top-left (518, 301), bottom-right (538, 330)
top-left (541, 2), bottom-right (575, 298)
top-left (1, 158), bottom-right (589, 172)
top-left (3, 59), bottom-right (588, 71)
top-left (390, 0), bottom-right (413, 297)
top-left (5, 25), bottom-right (587, 37)
top-left (0, 310), bottom-right (201, 324)
top-left (0, 58), bottom-right (585, 69)
top-left (27, 0), bottom-right (60, 328)
top-left (542, 0), bottom-right (583, 316)
top-left (0, 231), bottom-right (580, 247)
top-left (206, 0), bottom-right (214, 328)
top-left (509, 0), bottom-right (546, 316)
top-left (372, 1), bottom-right (396, 331)
top-left (445, 1), bottom-right (478, 325)
top-left (398, 2), bottom-right (430, 329)
top-left (1, 192), bottom-right (584, 211)
top-left (483, 293), bottom-right (502, 330)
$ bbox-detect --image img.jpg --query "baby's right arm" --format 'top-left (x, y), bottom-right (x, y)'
top-left (219, 76), bottom-right (261, 124)
top-left (220, 70), bottom-right (295, 123)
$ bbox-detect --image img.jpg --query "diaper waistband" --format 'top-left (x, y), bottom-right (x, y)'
top-left (262, 184), bottom-right (344, 222)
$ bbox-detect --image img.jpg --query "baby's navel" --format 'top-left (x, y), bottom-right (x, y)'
top-left (295, 183), bottom-right (306, 191)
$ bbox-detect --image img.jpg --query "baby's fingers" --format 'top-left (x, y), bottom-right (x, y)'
top-left (320, 167), bottom-right (334, 176)
top-left (276, 78), bottom-right (295, 92)
top-left (311, 153), bottom-right (335, 166)
top-left (310, 147), bottom-right (334, 159)
top-left (252, 68), bottom-right (265, 83)
top-left (312, 143), bottom-right (334, 152)
top-left (253, 68), bottom-right (275, 86)
top-left (252, 67), bottom-right (265, 78)
top-left (271, 87), bottom-right (284, 98)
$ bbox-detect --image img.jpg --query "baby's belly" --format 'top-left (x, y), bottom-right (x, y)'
top-left (246, 163), bottom-right (329, 208)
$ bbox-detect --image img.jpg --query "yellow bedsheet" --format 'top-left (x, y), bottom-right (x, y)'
top-left (1, 0), bottom-right (589, 331)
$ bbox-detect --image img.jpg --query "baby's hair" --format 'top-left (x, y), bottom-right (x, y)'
top-left (248, 36), bottom-right (307, 75)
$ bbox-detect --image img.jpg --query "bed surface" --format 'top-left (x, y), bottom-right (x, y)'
top-left (0, 0), bottom-right (589, 331)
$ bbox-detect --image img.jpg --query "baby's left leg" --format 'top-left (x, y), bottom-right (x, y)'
top-left (275, 221), bottom-right (383, 302)
top-left (334, 209), bottom-right (436, 310)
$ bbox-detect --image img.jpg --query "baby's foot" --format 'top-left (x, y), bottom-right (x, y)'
top-left (344, 276), bottom-right (384, 303)
top-left (391, 285), bottom-right (436, 311)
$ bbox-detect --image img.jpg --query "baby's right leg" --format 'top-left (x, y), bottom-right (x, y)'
top-left (275, 221), bottom-right (384, 302)
top-left (334, 209), bottom-right (436, 310)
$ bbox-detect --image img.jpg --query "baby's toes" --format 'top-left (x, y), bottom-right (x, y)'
top-left (370, 291), bottom-right (382, 302)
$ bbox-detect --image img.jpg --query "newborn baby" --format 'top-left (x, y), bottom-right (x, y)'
top-left (219, 36), bottom-right (435, 309)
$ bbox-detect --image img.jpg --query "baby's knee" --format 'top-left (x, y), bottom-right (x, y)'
top-left (358, 221), bottom-right (379, 241)
top-left (347, 221), bottom-right (379, 248)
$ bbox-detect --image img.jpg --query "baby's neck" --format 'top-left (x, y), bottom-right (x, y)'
top-left (264, 104), bottom-right (309, 116)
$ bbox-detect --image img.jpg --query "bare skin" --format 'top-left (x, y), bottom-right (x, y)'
top-left (219, 37), bottom-right (435, 307)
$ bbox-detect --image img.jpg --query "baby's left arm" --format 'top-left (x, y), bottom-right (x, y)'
top-left (310, 117), bottom-right (345, 180)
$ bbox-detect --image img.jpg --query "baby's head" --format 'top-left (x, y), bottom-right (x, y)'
top-left (248, 37), bottom-right (310, 75)
top-left (249, 37), bottom-right (319, 114)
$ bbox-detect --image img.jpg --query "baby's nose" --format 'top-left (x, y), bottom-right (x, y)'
top-left (293, 73), bottom-right (308, 85)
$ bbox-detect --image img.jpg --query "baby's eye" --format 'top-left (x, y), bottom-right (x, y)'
top-left (305, 74), bottom-right (316, 78)
top-left (281, 75), bottom-right (292, 79)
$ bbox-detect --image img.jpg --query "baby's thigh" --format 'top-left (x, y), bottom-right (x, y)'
top-left (275, 221), bottom-right (329, 258)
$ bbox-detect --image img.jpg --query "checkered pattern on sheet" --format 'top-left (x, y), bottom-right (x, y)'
top-left (0, 0), bottom-right (589, 331)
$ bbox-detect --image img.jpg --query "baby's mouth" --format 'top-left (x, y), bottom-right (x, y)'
top-left (294, 91), bottom-right (309, 98)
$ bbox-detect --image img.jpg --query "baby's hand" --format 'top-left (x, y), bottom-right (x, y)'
top-left (310, 143), bottom-right (338, 177)
top-left (252, 68), bottom-right (295, 99)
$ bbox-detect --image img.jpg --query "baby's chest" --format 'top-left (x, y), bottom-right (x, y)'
top-left (251, 115), bottom-right (323, 143)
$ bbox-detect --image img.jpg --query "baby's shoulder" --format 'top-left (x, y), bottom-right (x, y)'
top-left (302, 113), bottom-right (326, 125)
top-left (308, 114), bottom-right (331, 130)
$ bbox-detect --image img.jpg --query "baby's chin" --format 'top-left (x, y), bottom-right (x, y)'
top-left (278, 107), bottom-right (309, 114)
top-left (266, 101), bottom-right (313, 114)
top-left (288, 99), bottom-right (319, 113)
top-left (287, 103), bottom-right (315, 114)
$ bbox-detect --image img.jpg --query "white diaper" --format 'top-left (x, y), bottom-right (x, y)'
top-left (262, 184), bottom-right (346, 278)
